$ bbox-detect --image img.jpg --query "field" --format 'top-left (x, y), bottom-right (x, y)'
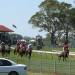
top-left (0, 48), bottom-right (75, 75)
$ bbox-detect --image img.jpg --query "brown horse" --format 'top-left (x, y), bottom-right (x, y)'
top-left (14, 42), bottom-right (27, 57)
top-left (58, 50), bottom-right (69, 61)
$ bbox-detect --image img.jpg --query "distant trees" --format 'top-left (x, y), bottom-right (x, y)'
top-left (10, 33), bottom-right (23, 44)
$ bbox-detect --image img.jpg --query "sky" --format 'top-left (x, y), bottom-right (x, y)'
top-left (0, 0), bottom-right (74, 38)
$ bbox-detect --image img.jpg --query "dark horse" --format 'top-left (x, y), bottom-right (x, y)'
top-left (58, 50), bottom-right (69, 61)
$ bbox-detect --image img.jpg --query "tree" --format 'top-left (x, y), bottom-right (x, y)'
top-left (29, 0), bottom-right (75, 46)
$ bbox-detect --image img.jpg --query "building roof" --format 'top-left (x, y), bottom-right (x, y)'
top-left (0, 25), bottom-right (14, 32)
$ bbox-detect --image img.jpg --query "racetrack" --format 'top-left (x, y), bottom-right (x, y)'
top-left (33, 50), bottom-right (75, 56)
top-left (11, 46), bottom-right (75, 55)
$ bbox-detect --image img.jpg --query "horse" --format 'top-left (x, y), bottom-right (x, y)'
top-left (58, 50), bottom-right (69, 61)
top-left (14, 42), bottom-right (27, 57)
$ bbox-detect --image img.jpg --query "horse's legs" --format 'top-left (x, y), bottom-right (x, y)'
top-left (14, 48), bottom-right (17, 55)
top-left (58, 55), bottom-right (61, 62)
top-left (64, 57), bottom-right (67, 61)
top-left (58, 53), bottom-right (62, 62)
top-left (63, 56), bottom-right (65, 61)
top-left (65, 54), bottom-right (69, 61)
top-left (19, 52), bottom-right (23, 57)
top-left (63, 54), bottom-right (67, 61)
top-left (28, 51), bottom-right (32, 59)
top-left (26, 51), bottom-right (28, 56)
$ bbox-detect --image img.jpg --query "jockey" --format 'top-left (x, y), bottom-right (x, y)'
top-left (1, 42), bottom-right (5, 49)
top-left (27, 44), bottom-right (32, 52)
top-left (27, 43), bottom-right (32, 59)
top-left (63, 41), bottom-right (69, 55)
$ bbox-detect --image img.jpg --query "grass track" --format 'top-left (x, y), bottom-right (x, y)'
top-left (0, 50), bottom-right (75, 75)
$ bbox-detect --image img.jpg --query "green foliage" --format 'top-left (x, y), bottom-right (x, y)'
top-left (29, 0), bottom-right (75, 47)
top-left (29, 0), bottom-right (73, 32)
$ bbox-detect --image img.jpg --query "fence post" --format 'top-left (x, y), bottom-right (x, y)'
top-left (69, 62), bottom-right (71, 75)
top-left (40, 52), bottom-right (42, 73)
top-left (54, 61), bottom-right (56, 73)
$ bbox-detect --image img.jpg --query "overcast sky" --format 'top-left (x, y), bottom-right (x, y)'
top-left (0, 0), bottom-right (74, 38)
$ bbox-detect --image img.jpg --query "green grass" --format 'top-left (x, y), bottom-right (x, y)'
top-left (28, 71), bottom-right (56, 75)
top-left (41, 46), bottom-right (75, 52)
top-left (0, 50), bottom-right (75, 75)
